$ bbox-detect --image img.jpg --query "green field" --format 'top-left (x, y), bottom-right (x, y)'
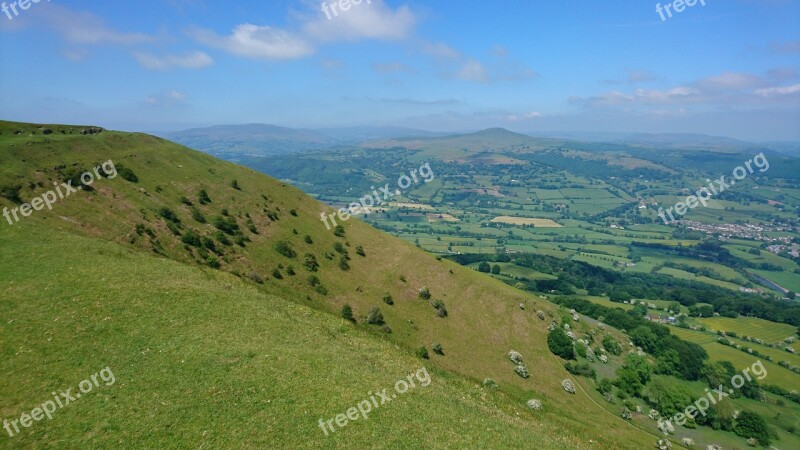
top-left (696, 317), bottom-right (798, 343)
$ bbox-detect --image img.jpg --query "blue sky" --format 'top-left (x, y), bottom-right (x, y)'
top-left (0, 0), bottom-right (798, 140)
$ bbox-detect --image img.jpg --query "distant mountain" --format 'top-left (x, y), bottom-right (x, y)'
top-left (158, 124), bottom-right (443, 158)
top-left (364, 127), bottom-right (564, 160)
top-left (307, 126), bottom-right (445, 141)
top-left (158, 124), bottom-right (339, 157)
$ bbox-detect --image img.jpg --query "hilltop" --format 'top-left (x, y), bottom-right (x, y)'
top-left (0, 121), bottom-right (658, 449)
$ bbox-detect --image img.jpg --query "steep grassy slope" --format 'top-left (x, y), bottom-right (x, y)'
top-left (0, 121), bottom-right (657, 448)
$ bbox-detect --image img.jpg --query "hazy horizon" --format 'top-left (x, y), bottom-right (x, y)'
top-left (1, 0), bottom-right (799, 141)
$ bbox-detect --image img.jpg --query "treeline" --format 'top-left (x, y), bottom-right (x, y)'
top-left (631, 241), bottom-right (785, 272)
top-left (446, 252), bottom-right (800, 326)
top-left (552, 296), bottom-right (708, 380)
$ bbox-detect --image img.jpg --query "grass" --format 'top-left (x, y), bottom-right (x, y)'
top-left (696, 316), bottom-right (797, 343)
top-left (0, 121), bottom-right (658, 449)
top-left (490, 216), bottom-right (563, 227)
top-left (0, 223), bottom-right (592, 449)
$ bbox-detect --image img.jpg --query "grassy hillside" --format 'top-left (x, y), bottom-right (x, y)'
top-left (0, 121), bottom-right (658, 448)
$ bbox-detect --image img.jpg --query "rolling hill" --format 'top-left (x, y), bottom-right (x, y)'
top-left (0, 121), bottom-right (659, 449)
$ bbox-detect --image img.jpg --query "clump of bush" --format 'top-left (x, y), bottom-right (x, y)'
top-left (303, 254), bottom-right (319, 272)
top-left (341, 304), bottom-right (355, 322)
top-left (116, 165), bottom-right (139, 183)
top-left (565, 361), bottom-right (596, 380)
top-left (334, 225), bottom-right (345, 237)
top-left (190, 207), bottom-right (206, 223)
top-left (366, 307), bottom-right (385, 325)
top-left (416, 347), bottom-right (430, 360)
top-left (419, 287), bottom-right (431, 300)
top-left (206, 256), bottom-right (220, 269)
top-left (274, 241), bottom-right (297, 258)
top-left (180, 230), bottom-right (202, 247)
top-left (432, 343), bottom-right (444, 355)
top-left (158, 207), bottom-right (180, 224)
top-left (249, 272), bottom-right (264, 284)
top-left (514, 365), bottom-right (530, 379)
top-left (0, 184), bottom-right (22, 204)
top-left (198, 189), bottom-right (212, 205)
top-left (548, 327), bottom-right (575, 360)
top-left (213, 216), bottom-right (240, 235)
top-left (602, 335), bottom-right (622, 355)
top-left (272, 268), bottom-right (283, 279)
top-left (355, 245), bottom-right (365, 256)
top-left (432, 299), bottom-right (448, 317)
top-left (383, 294), bottom-right (394, 305)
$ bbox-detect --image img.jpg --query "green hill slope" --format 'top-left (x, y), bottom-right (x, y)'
top-left (0, 121), bottom-right (656, 448)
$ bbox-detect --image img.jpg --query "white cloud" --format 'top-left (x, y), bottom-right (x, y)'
top-left (144, 90), bottom-right (189, 107)
top-left (697, 72), bottom-right (761, 90)
top-left (36, 5), bottom-right (157, 45)
top-left (755, 83), bottom-right (800, 97)
top-left (456, 60), bottom-right (490, 83)
top-left (305, 0), bottom-right (416, 41)
top-left (187, 0), bottom-right (416, 61)
top-left (419, 41), bottom-right (461, 60)
top-left (507, 111), bottom-right (542, 121)
top-left (188, 24), bottom-right (314, 60)
top-left (133, 51), bottom-right (214, 70)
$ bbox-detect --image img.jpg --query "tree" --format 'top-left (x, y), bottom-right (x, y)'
top-left (631, 325), bottom-right (658, 354)
top-left (341, 305), bottom-right (355, 322)
top-left (547, 327), bottom-right (575, 360)
top-left (478, 261), bottom-right (491, 273)
top-left (654, 349), bottom-right (681, 376)
top-left (615, 354), bottom-right (652, 397)
top-left (602, 335), bottom-right (622, 355)
top-left (734, 411), bottom-right (770, 446)
top-left (491, 264), bottom-right (501, 274)
top-left (597, 378), bottom-right (613, 394)
top-left (647, 379), bottom-right (693, 417)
